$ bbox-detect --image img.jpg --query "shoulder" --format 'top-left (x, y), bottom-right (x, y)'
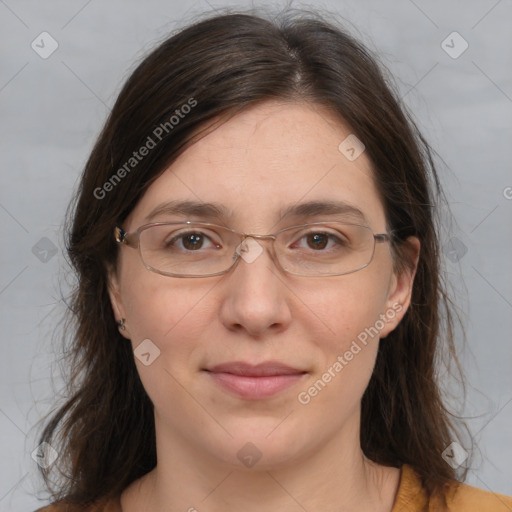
top-left (393, 464), bottom-right (512, 512)
top-left (33, 495), bottom-right (121, 512)
top-left (444, 479), bottom-right (512, 512)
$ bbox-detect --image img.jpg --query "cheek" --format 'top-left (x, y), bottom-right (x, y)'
top-left (304, 268), bottom-right (391, 351)
top-left (119, 257), bottom-right (213, 362)
top-left (120, 273), bottom-right (215, 411)
top-left (295, 267), bottom-right (391, 406)
top-left (296, 292), bottom-right (383, 419)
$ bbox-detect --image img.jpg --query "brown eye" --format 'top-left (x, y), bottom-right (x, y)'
top-left (306, 233), bottom-right (329, 250)
top-left (181, 233), bottom-right (204, 250)
top-left (163, 231), bottom-right (216, 251)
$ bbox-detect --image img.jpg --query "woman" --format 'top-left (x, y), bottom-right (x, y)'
top-left (35, 9), bottom-right (512, 512)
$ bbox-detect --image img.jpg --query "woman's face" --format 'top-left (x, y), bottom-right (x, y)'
top-left (109, 101), bottom-right (418, 469)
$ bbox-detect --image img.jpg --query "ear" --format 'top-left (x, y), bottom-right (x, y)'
top-left (106, 263), bottom-right (131, 340)
top-left (379, 236), bottom-right (420, 339)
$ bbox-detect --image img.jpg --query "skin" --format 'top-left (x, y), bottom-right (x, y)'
top-left (109, 100), bottom-right (420, 512)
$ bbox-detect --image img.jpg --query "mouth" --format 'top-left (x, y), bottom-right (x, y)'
top-left (203, 361), bottom-right (308, 400)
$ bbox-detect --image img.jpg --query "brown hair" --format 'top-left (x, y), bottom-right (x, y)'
top-left (38, 7), bottom-right (467, 507)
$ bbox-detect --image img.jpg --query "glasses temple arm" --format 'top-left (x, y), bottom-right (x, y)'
top-left (114, 226), bottom-right (139, 248)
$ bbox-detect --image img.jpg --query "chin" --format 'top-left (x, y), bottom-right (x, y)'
top-left (199, 421), bottom-right (312, 471)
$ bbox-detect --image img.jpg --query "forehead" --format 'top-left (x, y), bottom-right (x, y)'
top-left (128, 101), bottom-right (387, 230)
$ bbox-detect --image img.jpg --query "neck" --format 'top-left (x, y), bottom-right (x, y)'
top-left (121, 412), bottom-right (400, 512)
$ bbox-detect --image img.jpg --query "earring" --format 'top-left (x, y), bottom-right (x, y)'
top-left (117, 318), bottom-right (126, 331)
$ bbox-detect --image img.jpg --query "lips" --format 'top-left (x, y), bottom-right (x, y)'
top-left (204, 361), bottom-right (307, 399)
top-left (207, 361), bottom-right (305, 376)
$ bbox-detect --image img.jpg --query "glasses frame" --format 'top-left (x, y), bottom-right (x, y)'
top-left (114, 221), bottom-right (392, 278)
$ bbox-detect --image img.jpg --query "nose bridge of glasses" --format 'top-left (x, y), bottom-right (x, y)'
top-left (231, 232), bottom-right (281, 269)
top-left (241, 233), bottom-right (276, 242)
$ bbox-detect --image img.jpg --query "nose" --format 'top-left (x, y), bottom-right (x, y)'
top-left (218, 237), bottom-right (292, 337)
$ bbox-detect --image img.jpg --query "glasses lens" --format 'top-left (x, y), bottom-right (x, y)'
top-left (139, 223), bottom-right (236, 276)
top-left (276, 223), bottom-right (375, 276)
top-left (137, 222), bottom-right (376, 277)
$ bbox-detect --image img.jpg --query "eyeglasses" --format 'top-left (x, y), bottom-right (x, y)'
top-left (114, 221), bottom-right (391, 278)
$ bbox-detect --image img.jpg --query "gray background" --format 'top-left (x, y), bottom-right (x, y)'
top-left (1, 0), bottom-right (511, 510)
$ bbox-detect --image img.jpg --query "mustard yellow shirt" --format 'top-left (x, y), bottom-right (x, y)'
top-left (35, 464), bottom-right (512, 511)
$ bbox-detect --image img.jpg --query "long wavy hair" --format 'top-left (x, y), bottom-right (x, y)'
top-left (38, 7), bottom-right (467, 508)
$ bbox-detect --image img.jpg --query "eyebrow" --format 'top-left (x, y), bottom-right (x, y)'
top-left (144, 200), bottom-right (231, 222)
top-left (279, 200), bottom-right (368, 224)
top-left (144, 199), bottom-right (368, 225)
